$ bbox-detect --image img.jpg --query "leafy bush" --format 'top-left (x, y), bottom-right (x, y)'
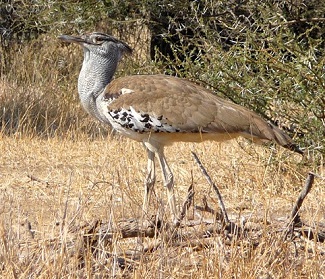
top-left (145, 0), bottom-right (325, 157)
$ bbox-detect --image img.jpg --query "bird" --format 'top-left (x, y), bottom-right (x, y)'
top-left (58, 32), bottom-right (303, 223)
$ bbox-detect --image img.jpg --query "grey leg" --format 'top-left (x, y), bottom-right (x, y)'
top-left (142, 148), bottom-right (156, 215)
top-left (156, 149), bottom-right (178, 222)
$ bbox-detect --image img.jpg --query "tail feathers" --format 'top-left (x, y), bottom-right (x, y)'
top-left (269, 123), bottom-right (303, 155)
top-left (241, 117), bottom-right (304, 155)
top-left (259, 122), bottom-right (303, 155)
top-left (282, 143), bottom-right (304, 155)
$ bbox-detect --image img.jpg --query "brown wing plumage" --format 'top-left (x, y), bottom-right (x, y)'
top-left (104, 74), bottom-right (301, 153)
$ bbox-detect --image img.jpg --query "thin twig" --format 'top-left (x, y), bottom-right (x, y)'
top-left (27, 174), bottom-right (49, 185)
top-left (191, 152), bottom-right (230, 225)
top-left (61, 172), bottom-right (73, 233)
top-left (290, 172), bottom-right (315, 225)
top-left (284, 172), bottom-right (315, 239)
top-left (174, 184), bottom-right (195, 228)
top-left (271, 17), bottom-right (325, 28)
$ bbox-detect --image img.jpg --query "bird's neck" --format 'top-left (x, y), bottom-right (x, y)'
top-left (77, 50), bottom-right (118, 121)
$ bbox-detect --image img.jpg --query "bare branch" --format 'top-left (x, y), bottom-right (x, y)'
top-left (174, 184), bottom-right (195, 228)
top-left (271, 17), bottom-right (325, 28)
top-left (290, 172), bottom-right (315, 225)
top-left (191, 151), bottom-right (230, 225)
top-left (283, 172), bottom-right (315, 239)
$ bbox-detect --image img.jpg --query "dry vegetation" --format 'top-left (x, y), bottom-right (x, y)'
top-left (0, 133), bottom-right (324, 278)
top-left (1, 0), bottom-right (325, 277)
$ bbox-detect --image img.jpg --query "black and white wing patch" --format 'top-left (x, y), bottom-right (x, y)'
top-left (108, 106), bottom-right (182, 133)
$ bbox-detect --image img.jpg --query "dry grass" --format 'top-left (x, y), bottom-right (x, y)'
top-left (0, 133), bottom-right (324, 278)
top-left (0, 30), bottom-right (324, 278)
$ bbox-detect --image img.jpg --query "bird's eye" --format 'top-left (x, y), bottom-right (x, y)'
top-left (93, 36), bottom-right (104, 44)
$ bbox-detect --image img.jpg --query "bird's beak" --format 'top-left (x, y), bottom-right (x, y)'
top-left (58, 34), bottom-right (87, 44)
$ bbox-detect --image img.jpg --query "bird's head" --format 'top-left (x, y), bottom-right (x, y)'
top-left (58, 32), bottom-right (132, 62)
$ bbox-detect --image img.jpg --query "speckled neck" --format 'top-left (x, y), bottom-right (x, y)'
top-left (77, 48), bottom-right (119, 122)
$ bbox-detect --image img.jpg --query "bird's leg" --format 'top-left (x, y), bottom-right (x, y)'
top-left (156, 149), bottom-right (178, 223)
top-left (142, 148), bottom-right (156, 217)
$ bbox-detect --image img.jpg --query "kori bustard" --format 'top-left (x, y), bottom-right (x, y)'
top-left (59, 32), bottom-right (302, 223)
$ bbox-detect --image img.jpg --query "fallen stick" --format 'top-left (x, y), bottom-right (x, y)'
top-left (84, 217), bottom-right (161, 242)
